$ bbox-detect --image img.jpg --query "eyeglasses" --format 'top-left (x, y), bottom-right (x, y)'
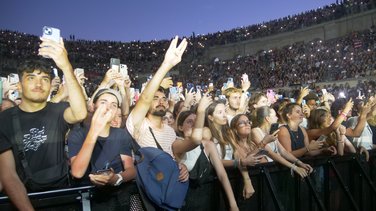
top-left (237, 120), bottom-right (252, 127)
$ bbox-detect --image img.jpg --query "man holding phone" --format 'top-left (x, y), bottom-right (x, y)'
top-left (0, 36), bottom-right (87, 210)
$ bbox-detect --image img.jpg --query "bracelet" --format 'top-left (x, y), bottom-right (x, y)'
top-left (290, 164), bottom-right (297, 177)
top-left (340, 112), bottom-right (348, 118)
top-left (233, 159), bottom-right (238, 169)
top-left (306, 146), bottom-right (310, 152)
top-left (293, 159), bottom-right (300, 165)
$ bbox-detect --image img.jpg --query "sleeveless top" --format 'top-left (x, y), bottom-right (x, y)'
top-left (283, 125), bottom-right (305, 151)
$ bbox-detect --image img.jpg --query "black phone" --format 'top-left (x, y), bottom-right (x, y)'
top-left (255, 149), bottom-right (269, 156)
top-left (270, 123), bottom-right (279, 134)
top-left (94, 169), bottom-right (112, 175)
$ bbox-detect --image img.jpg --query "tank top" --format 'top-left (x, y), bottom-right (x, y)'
top-left (283, 125), bottom-right (305, 151)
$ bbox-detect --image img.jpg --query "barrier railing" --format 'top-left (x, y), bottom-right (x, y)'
top-left (1, 150), bottom-right (376, 210)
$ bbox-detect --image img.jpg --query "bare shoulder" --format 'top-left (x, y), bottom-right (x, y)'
top-left (203, 127), bottom-right (212, 141)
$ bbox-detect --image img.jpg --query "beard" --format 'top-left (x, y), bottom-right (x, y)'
top-left (152, 110), bottom-right (167, 117)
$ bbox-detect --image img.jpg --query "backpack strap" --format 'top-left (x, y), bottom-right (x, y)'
top-left (148, 127), bottom-right (163, 151)
top-left (11, 108), bottom-right (33, 180)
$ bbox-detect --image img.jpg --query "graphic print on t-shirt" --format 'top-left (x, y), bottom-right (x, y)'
top-left (23, 127), bottom-right (47, 151)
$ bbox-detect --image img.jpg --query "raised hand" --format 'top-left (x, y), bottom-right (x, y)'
top-left (299, 87), bottom-right (310, 99)
top-left (163, 36), bottom-right (188, 67)
top-left (91, 103), bottom-right (115, 134)
top-left (39, 37), bottom-right (72, 71)
top-left (342, 98), bottom-right (354, 114)
top-left (160, 77), bottom-right (173, 89)
top-left (197, 92), bottom-right (213, 113)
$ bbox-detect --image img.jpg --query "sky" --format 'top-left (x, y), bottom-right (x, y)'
top-left (0, 0), bottom-right (338, 42)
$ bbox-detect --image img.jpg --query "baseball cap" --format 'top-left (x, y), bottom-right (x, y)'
top-left (93, 88), bottom-right (122, 107)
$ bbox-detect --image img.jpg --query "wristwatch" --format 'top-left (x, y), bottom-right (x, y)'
top-left (114, 173), bottom-right (124, 186)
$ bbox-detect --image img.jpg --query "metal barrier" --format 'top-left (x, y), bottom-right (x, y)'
top-left (1, 150), bottom-right (376, 210)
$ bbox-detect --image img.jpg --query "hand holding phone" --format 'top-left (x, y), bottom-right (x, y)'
top-left (94, 169), bottom-right (112, 176)
top-left (270, 123), bottom-right (279, 135)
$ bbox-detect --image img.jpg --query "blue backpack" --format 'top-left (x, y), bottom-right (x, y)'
top-left (136, 147), bottom-right (189, 210)
top-left (129, 127), bottom-right (189, 211)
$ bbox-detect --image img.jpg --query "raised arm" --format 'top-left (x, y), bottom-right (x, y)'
top-left (129, 36), bottom-right (187, 130)
top-left (307, 99), bottom-right (353, 140)
top-left (172, 93), bottom-right (212, 155)
top-left (346, 99), bottom-right (373, 137)
top-left (39, 37), bottom-right (87, 124)
top-left (70, 104), bottom-right (113, 178)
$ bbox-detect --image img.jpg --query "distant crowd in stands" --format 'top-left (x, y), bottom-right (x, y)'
top-left (1, 0), bottom-right (376, 93)
top-left (195, 0), bottom-right (376, 46)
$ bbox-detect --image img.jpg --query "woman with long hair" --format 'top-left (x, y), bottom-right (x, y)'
top-left (174, 96), bottom-right (239, 211)
top-left (198, 101), bottom-right (256, 200)
top-left (249, 106), bottom-right (312, 174)
top-left (307, 106), bottom-right (356, 155)
top-left (278, 103), bottom-right (332, 157)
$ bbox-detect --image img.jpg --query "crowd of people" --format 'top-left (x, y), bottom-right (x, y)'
top-left (1, 1), bottom-right (376, 210)
top-left (0, 34), bottom-right (375, 210)
top-left (195, 0), bottom-right (375, 46)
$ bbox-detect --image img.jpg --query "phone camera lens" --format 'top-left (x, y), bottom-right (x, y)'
top-left (44, 27), bottom-right (52, 35)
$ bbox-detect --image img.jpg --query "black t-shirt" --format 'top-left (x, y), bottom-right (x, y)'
top-left (67, 126), bottom-right (133, 174)
top-left (0, 102), bottom-right (69, 175)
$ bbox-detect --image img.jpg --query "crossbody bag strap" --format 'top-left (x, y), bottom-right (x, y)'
top-left (11, 108), bottom-right (33, 179)
top-left (148, 127), bottom-right (163, 151)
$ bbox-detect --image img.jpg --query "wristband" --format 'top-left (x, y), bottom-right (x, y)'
top-left (233, 159), bottom-right (238, 169)
top-left (290, 164), bottom-right (297, 177)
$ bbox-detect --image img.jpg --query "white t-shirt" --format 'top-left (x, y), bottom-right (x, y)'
top-left (126, 113), bottom-right (176, 156)
top-left (346, 116), bottom-right (373, 150)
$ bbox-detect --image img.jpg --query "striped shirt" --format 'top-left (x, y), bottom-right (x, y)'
top-left (126, 113), bottom-right (176, 157)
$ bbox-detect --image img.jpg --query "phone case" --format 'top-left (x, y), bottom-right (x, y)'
top-left (42, 26), bottom-right (60, 43)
